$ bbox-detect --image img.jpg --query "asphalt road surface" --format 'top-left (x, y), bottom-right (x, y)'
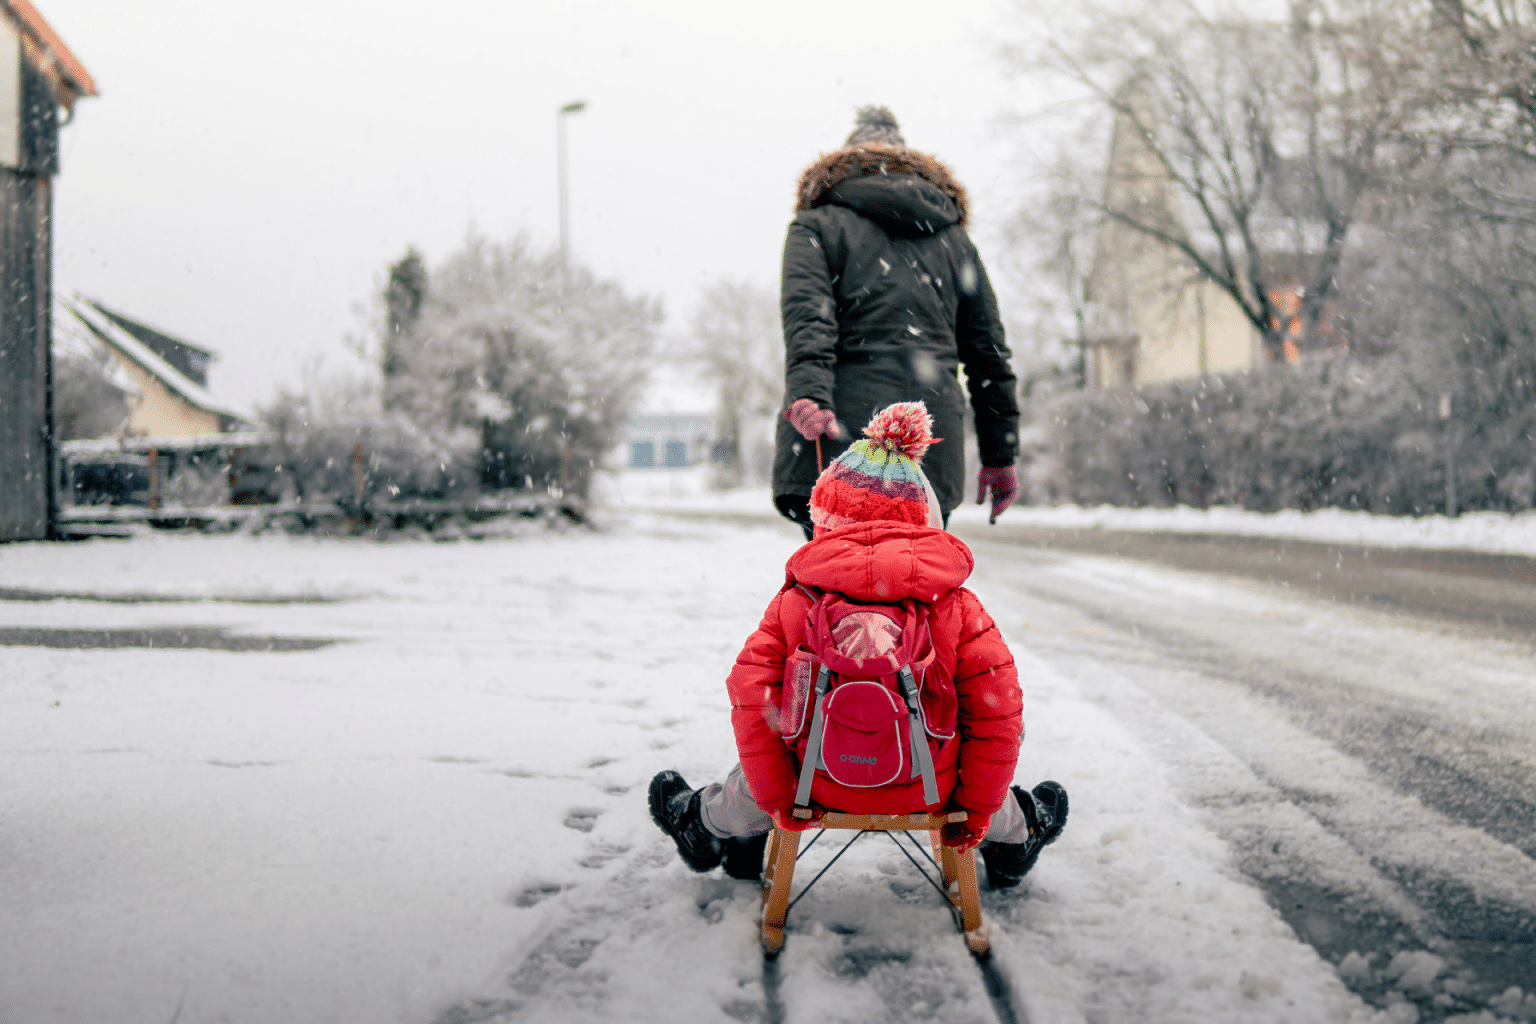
top-left (951, 522), bottom-right (1536, 1022)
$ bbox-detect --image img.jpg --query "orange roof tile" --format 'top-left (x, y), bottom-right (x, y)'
top-left (3, 0), bottom-right (96, 100)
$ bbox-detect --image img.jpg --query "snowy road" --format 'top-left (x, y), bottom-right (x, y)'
top-left (953, 521), bottom-right (1536, 1023)
top-left (2, 512), bottom-right (1532, 1024)
top-left (952, 523), bottom-right (1536, 640)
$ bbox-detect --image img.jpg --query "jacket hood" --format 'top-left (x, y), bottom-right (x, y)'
top-left (785, 521), bottom-right (974, 604)
top-left (795, 143), bottom-right (970, 231)
top-left (823, 173), bottom-right (959, 238)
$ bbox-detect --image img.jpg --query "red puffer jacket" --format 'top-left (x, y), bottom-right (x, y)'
top-left (726, 520), bottom-right (1022, 817)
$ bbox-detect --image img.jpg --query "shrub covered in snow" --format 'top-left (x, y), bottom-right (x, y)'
top-left (1022, 352), bottom-right (1536, 515)
top-left (259, 370), bottom-right (479, 507)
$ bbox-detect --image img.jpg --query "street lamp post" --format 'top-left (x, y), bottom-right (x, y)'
top-left (1439, 393), bottom-right (1458, 518)
top-left (557, 100), bottom-right (587, 262)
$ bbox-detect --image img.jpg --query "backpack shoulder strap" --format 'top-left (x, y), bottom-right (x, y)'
top-left (897, 662), bottom-right (941, 805)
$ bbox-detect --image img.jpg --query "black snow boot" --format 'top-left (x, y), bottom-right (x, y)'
top-left (648, 770), bottom-right (722, 872)
top-left (979, 781), bottom-right (1069, 889)
top-left (721, 833), bottom-right (769, 881)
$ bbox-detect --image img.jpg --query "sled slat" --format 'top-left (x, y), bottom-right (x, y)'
top-left (788, 809), bottom-right (967, 830)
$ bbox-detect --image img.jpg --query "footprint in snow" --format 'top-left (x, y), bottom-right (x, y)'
top-left (577, 842), bottom-right (629, 868)
top-left (562, 808), bottom-right (602, 833)
top-left (433, 845), bottom-right (764, 1024)
top-left (509, 883), bottom-right (567, 908)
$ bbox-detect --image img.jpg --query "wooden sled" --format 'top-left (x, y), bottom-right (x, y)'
top-left (759, 807), bottom-right (989, 959)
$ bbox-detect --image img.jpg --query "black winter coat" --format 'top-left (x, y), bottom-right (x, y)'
top-left (771, 143), bottom-right (1018, 514)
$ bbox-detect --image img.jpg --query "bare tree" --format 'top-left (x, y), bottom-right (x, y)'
top-left (51, 340), bottom-right (130, 441)
top-left (1004, 147), bottom-right (1104, 392)
top-left (1009, 0), bottom-right (1536, 514)
top-left (689, 279), bottom-right (782, 486)
top-left (1014, 0), bottom-right (1437, 361)
top-left (1429, 0), bottom-right (1536, 155)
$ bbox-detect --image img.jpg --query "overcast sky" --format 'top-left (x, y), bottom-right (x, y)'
top-left (42, 1), bottom-right (1048, 412)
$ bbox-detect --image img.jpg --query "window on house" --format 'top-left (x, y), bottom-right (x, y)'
top-left (630, 441), bottom-right (655, 468)
top-left (663, 440), bottom-right (688, 467)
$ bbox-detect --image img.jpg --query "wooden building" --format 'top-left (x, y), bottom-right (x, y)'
top-left (0, 0), bottom-right (93, 541)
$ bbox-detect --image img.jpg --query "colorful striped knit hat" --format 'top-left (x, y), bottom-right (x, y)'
top-left (809, 402), bottom-right (941, 532)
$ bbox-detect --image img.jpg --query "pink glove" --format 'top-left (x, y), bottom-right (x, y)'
top-left (786, 399), bottom-right (837, 441)
top-left (941, 812), bottom-right (992, 852)
top-left (976, 465), bottom-right (1019, 524)
top-left (771, 807), bottom-right (824, 833)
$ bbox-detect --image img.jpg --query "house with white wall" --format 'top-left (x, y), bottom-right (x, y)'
top-left (62, 295), bottom-right (252, 438)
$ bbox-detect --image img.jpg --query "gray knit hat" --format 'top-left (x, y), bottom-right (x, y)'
top-left (845, 106), bottom-right (905, 148)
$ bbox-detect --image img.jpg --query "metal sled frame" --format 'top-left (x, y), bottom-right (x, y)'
top-left (759, 808), bottom-right (989, 958)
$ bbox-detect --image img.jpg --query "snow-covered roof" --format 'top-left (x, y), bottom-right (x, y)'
top-left (60, 294), bottom-right (254, 427)
top-left (82, 298), bottom-right (218, 386)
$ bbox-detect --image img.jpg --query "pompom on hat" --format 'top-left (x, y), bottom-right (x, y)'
top-left (845, 105), bottom-right (905, 148)
top-left (809, 402), bottom-right (944, 532)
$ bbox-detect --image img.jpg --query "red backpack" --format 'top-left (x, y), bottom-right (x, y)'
top-left (779, 587), bottom-right (959, 809)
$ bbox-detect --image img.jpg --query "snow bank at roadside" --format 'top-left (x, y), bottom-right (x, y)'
top-left (595, 467), bottom-right (772, 514)
top-left (597, 469), bottom-right (1536, 558)
top-left (951, 503), bottom-right (1536, 559)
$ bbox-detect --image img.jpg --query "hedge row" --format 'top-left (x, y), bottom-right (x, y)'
top-left (1021, 355), bottom-right (1536, 514)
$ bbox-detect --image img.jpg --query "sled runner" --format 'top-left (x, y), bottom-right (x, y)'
top-left (759, 808), bottom-right (989, 958)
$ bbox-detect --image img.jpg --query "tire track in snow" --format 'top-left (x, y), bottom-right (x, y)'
top-left (967, 541), bottom-right (1536, 1021)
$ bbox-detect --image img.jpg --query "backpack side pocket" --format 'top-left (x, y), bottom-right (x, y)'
top-left (780, 648), bottom-right (817, 738)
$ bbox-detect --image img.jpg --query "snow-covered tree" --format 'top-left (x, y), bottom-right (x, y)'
top-left (392, 234), bottom-right (661, 499)
top-left (380, 246), bottom-right (428, 398)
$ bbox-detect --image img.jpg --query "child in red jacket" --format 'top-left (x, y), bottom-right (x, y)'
top-left (650, 402), bottom-right (1065, 887)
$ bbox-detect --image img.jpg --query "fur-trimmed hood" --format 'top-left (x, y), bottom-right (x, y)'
top-left (795, 143), bottom-right (970, 229)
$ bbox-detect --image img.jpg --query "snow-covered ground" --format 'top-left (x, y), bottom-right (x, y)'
top-left (5, 486), bottom-right (1532, 1023)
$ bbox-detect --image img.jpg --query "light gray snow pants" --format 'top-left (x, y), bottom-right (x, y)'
top-left (698, 763), bottom-right (1029, 845)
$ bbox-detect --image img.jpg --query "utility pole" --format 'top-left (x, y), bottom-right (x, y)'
top-left (557, 101), bottom-right (587, 262)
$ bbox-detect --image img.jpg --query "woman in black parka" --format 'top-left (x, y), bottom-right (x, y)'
top-left (771, 107), bottom-right (1020, 539)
